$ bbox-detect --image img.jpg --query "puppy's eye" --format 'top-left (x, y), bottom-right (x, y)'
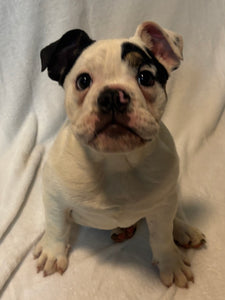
top-left (137, 70), bottom-right (155, 87)
top-left (76, 73), bottom-right (92, 90)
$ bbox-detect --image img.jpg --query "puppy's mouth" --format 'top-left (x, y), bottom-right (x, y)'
top-left (88, 120), bottom-right (148, 153)
top-left (97, 122), bottom-right (140, 138)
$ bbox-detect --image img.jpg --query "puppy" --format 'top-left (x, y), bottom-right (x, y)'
top-left (34, 21), bottom-right (205, 288)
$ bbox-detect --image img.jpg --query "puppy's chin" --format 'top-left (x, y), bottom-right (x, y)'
top-left (87, 124), bottom-right (148, 153)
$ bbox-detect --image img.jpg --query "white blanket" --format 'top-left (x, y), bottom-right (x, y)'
top-left (1, 0), bottom-right (225, 299)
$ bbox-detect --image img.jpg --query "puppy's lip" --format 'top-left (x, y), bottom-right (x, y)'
top-left (87, 120), bottom-right (153, 152)
top-left (102, 122), bottom-right (135, 135)
top-left (93, 121), bottom-right (144, 140)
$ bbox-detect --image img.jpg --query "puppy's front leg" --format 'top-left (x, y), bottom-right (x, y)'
top-left (146, 196), bottom-right (194, 288)
top-left (33, 191), bottom-right (73, 276)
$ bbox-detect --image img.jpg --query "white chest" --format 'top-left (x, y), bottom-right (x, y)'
top-left (45, 125), bottom-right (179, 230)
top-left (63, 164), bottom-right (173, 230)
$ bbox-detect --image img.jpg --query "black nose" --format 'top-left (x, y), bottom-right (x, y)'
top-left (97, 89), bottom-right (130, 114)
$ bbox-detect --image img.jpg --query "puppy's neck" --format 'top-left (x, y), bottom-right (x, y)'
top-left (83, 139), bottom-right (157, 173)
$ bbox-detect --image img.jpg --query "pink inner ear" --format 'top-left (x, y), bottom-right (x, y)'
top-left (152, 39), bottom-right (169, 60)
top-left (144, 24), bottom-right (164, 40)
top-left (143, 24), bottom-right (178, 64)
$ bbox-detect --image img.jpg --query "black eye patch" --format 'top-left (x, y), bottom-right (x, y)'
top-left (121, 42), bottom-right (168, 86)
top-left (41, 29), bottom-right (95, 86)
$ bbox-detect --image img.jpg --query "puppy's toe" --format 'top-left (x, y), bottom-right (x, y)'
top-left (33, 243), bottom-right (43, 259)
top-left (174, 269), bottom-right (190, 288)
top-left (56, 256), bottom-right (68, 275)
top-left (160, 271), bottom-right (174, 288)
top-left (182, 264), bottom-right (194, 283)
top-left (43, 257), bottom-right (57, 276)
top-left (37, 253), bottom-right (47, 273)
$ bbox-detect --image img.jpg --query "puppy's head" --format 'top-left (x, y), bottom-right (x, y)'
top-left (41, 22), bottom-right (183, 153)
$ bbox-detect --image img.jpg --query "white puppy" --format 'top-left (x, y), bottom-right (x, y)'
top-left (34, 21), bottom-right (205, 288)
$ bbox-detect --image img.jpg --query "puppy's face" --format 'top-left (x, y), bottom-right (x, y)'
top-left (41, 22), bottom-right (183, 153)
top-left (64, 39), bottom-right (168, 152)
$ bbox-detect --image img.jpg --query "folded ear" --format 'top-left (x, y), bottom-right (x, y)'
top-left (41, 29), bottom-right (94, 86)
top-left (135, 21), bottom-right (183, 73)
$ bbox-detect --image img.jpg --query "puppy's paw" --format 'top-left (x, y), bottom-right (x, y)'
top-left (173, 218), bottom-right (206, 249)
top-left (33, 234), bottom-right (70, 276)
top-left (111, 224), bottom-right (137, 242)
top-left (155, 246), bottom-right (194, 288)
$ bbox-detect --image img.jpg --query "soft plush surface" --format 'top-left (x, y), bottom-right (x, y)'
top-left (1, 1), bottom-right (225, 299)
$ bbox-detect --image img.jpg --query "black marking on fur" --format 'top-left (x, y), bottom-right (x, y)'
top-left (41, 29), bottom-right (95, 86)
top-left (121, 42), bottom-right (168, 86)
top-left (173, 36), bottom-right (180, 47)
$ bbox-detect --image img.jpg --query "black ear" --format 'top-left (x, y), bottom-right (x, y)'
top-left (40, 29), bottom-right (94, 86)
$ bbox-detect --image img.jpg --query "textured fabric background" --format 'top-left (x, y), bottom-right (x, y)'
top-left (0, 1), bottom-right (225, 299)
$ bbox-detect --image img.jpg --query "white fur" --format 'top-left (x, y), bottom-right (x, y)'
top-left (34, 22), bottom-right (205, 288)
